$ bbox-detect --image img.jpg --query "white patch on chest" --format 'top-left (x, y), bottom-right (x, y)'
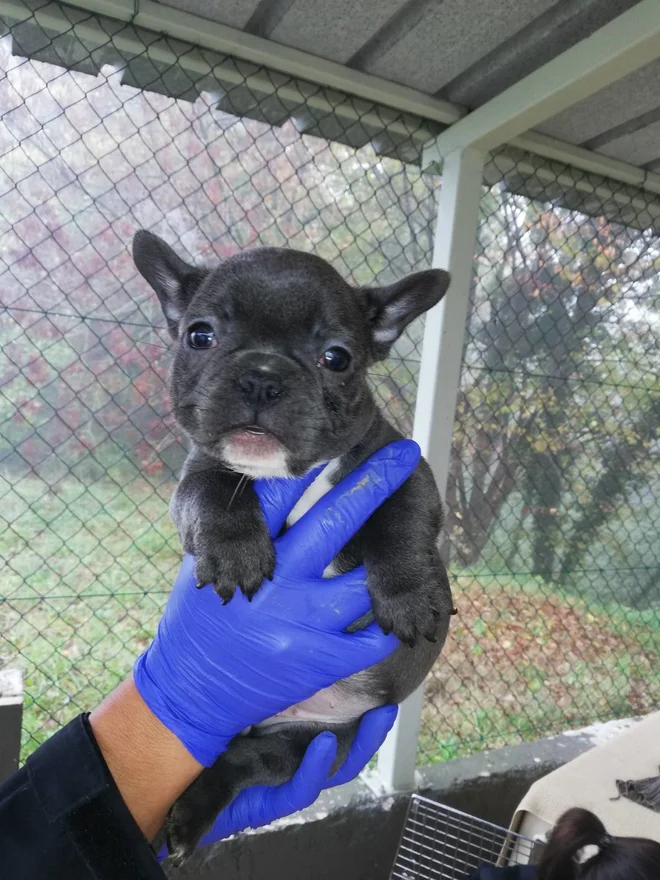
top-left (286, 459), bottom-right (341, 578)
top-left (286, 460), bottom-right (339, 526)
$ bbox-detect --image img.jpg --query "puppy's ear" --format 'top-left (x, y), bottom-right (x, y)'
top-left (132, 230), bottom-right (206, 338)
top-left (363, 269), bottom-right (450, 360)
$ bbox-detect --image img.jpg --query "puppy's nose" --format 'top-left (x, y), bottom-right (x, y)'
top-left (237, 367), bottom-right (284, 407)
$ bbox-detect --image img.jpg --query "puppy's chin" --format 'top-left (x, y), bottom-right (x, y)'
top-left (220, 430), bottom-right (293, 479)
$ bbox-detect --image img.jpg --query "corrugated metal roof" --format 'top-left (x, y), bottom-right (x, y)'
top-left (3, 0), bottom-right (660, 178)
top-left (154, 0), bottom-right (660, 170)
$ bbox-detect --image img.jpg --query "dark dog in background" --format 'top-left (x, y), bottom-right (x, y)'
top-left (133, 231), bottom-right (454, 865)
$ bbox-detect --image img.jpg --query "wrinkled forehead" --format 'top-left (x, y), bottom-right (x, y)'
top-left (193, 252), bottom-right (363, 336)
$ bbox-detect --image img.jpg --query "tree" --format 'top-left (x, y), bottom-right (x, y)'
top-left (446, 184), bottom-right (660, 595)
top-left (559, 393), bottom-right (660, 584)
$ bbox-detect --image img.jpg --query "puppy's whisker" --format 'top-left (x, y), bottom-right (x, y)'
top-left (140, 340), bottom-right (173, 352)
top-left (228, 474), bottom-right (248, 511)
top-left (238, 476), bottom-right (249, 501)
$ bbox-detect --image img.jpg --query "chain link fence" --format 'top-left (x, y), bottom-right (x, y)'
top-left (1, 1), bottom-right (658, 767)
top-left (0, 1), bottom-right (438, 760)
top-left (420, 153), bottom-right (660, 762)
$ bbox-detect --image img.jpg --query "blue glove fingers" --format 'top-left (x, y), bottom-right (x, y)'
top-left (171, 732), bottom-right (339, 857)
top-left (157, 712), bottom-right (393, 864)
top-left (334, 619), bottom-right (399, 668)
top-left (327, 705), bottom-right (398, 787)
top-left (277, 566), bottom-right (375, 631)
top-left (138, 446), bottom-right (412, 767)
top-left (276, 441), bottom-right (421, 576)
top-left (255, 465), bottom-right (326, 537)
top-left (301, 623), bottom-right (398, 688)
top-left (269, 731), bottom-right (338, 817)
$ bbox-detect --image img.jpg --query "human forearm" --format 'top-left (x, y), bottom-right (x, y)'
top-left (89, 675), bottom-right (202, 841)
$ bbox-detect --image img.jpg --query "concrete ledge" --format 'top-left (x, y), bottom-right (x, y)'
top-left (0, 668), bottom-right (23, 783)
top-left (166, 716), bottom-right (640, 880)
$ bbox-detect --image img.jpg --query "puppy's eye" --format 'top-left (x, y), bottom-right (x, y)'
top-left (319, 346), bottom-right (351, 372)
top-left (187, 322), bottom-right (216, 350)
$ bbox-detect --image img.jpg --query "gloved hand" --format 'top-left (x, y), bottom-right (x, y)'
top-left (134, 440), bottom-right (419, 766)
top-left (158, 704), bottom-right (397, 860)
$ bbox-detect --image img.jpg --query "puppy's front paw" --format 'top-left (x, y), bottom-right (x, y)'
top-left (191, 525), bottom-right (275, 603)
top-left (365, 563), bottom-right (445, 647)
top-left (199, 539), bottom-right (275, 604)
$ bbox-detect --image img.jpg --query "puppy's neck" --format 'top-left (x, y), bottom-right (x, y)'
top-left (286, 410), bottom-right (402, 529)
top-left (335, 408), bottom-right (403, 470)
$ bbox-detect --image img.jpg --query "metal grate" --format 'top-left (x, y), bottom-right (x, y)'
top-left (390, 796), bottom-right (541, 880)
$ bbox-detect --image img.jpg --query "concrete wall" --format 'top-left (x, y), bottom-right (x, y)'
top-left (166, 718), bottom-right (637, 880)
top-left (0, 669), bottom-right (22, 785)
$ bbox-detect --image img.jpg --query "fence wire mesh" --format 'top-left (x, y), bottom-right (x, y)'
top-left (420, 151), bottom-right (660, 763)
top-left (0, 1), bottom-right (438, 760)
top-left (0, 1), bottom-right (658, 768)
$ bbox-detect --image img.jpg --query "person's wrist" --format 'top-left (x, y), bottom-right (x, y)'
top-left (90, 676), bottom-right (203, 840)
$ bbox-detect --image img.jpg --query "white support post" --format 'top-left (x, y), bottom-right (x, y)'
top-left (375, 147), bottom-right (485, 793)
top-left (412, 147), bottom-right (485, 498)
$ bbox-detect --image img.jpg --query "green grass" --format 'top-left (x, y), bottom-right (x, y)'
top-left (0, 470), bottom-right (179, 759)
top-left (2, 472), bottom-right (659, 764)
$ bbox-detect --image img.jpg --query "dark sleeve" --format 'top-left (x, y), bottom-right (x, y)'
top-left (0, 713), bottom-right (167, 880)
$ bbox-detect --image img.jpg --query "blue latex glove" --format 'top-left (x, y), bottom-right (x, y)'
top-left (134, 440), bottom-right (419, 767)
top-left (157, 704), bottom-right (397, 860)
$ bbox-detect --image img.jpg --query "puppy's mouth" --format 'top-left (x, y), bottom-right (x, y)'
top-left (227, 425), bottom-right (280, 451)
top-left (219, 425), bottom-right (290, 476)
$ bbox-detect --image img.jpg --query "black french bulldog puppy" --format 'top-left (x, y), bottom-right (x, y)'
top-left (132, 231), bottom-right (454, 865)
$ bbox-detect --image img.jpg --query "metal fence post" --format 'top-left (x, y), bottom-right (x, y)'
top-left (375, 147), bottom-right (485, 792)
